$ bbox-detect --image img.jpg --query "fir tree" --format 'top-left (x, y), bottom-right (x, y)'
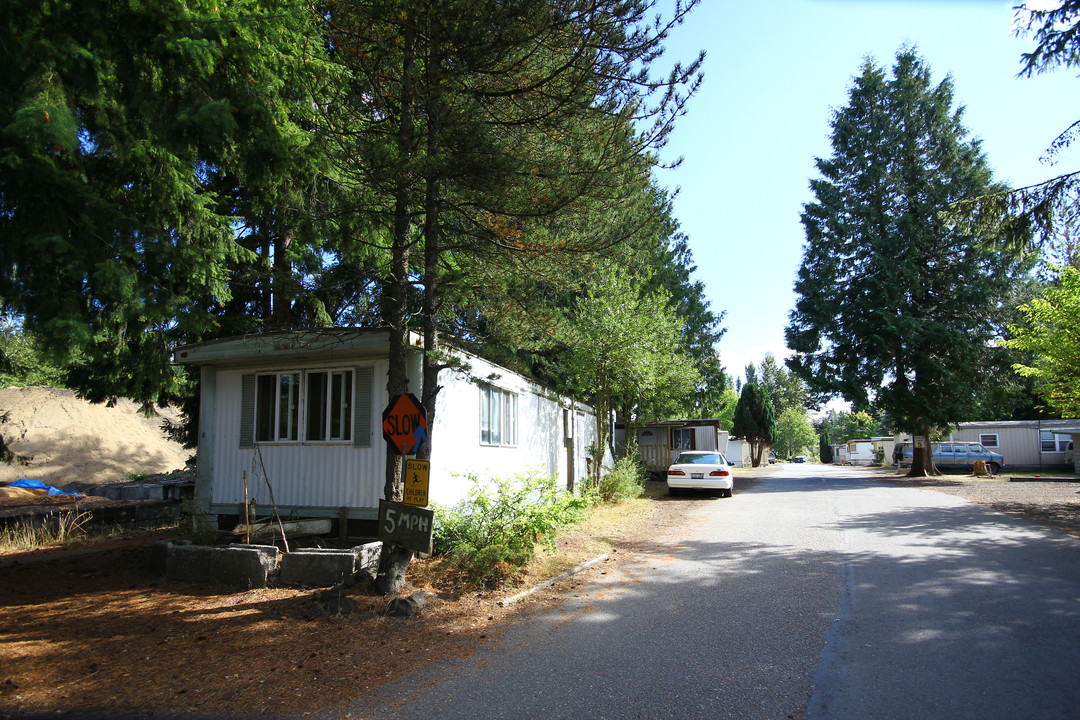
top-left (785, 48), bottom-right (1029, 475)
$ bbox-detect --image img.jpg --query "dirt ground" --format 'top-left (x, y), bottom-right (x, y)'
top-left (0, 490), bottom-right (681, 720)
top-left (2, 467), bottom-right (1078, 720)
top-left (0, 386), bottom-right (188, 488)
top-left (872, 468), bottom-right (1080, 539)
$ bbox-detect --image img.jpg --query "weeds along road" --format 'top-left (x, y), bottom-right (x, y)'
top-left (328, 464), bottom-right (1080, 720)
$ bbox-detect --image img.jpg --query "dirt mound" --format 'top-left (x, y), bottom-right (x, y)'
top-left (0, 386), bottom-right (189, 488)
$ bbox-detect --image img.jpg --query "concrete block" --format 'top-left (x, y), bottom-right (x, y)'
top-left (96, 485), bottom-right (122, 500)
top-left (119, 484), bottom-right (144, 500)
top-left (208, 546), bottom-right (276, 588)
top-left (165, 541), bottom-right (214, 583)
top-left (143, 484), bottom-right (164, 500)
top-left (279, 550), bottom-right (356, 587)
top-left (353, 541), bottom-right (382, 574)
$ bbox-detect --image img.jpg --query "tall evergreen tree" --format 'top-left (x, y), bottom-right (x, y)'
top-left (0, 0), bottom-right (339, 405)
top-left (731, 383), bottom-right (776, 467)
top-left (785, 48), bottom-right (1029, 475)
top-left (327, 0), bottom-right (704, 592)
top-left (958, 2), bottom-right (1080, 248)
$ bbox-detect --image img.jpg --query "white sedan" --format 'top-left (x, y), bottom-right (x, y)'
top-left (666, 451), bottom-right (734, 497)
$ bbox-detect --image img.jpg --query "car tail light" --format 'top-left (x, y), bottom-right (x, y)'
top-left (668, 469), bottom-right (686, 476)
top-left (709, 470), bottom-right (730, 477)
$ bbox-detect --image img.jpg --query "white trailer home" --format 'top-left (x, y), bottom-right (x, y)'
top-left (174, 329), bottom-right (600, 534)
top-left (845, 439), bottom-right (876, 466)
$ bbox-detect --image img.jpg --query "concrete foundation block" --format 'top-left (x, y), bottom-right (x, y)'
top-left (119, 484), bottom-right (144, 500)
top-left (208, 545), bottom-right (276, 588)
top-left (353, 541), bottom-right (382, 574)
top-left (96, 485), bottom-right (122, 500)
top-left (164, 541), bottom-right (214, 583)
top-left (279, 550), bottom-right (357, 588)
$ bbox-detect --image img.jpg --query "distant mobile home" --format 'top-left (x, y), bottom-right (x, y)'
top-left (174, 329), bottom-right (600, 533)
top-left (614, 419), bottom-right (725, 472)
top-left (896, 419), bottom-right (1080, 472)
top-left (845, 439), bottom-right (876, 466)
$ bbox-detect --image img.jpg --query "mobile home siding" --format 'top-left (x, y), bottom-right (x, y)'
top-left (894, 419), bottom-right (1080, 470)
top-left (210, 360), bottom-right (388, 517)
top-left (179, 331), bottom-right (599, 525)
top-left (693, 425), bottom-right (717, 452)
top-left (427, 358), bottom-right (591, 506)
top-left (951, 427), bottom-right (1034, 468)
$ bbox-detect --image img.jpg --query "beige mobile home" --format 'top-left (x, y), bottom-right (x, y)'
top-left (897, 419), bottom-right (1079, 471)
top-left (615, 419), bottom-right (725, 473)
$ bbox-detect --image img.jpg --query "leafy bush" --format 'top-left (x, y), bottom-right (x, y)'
top-left (0, 320), bottom-right (66, 388)
top-left (433, 470), bottom-right (592, 588)
top-left (598, 451), bottom-right (647, 502)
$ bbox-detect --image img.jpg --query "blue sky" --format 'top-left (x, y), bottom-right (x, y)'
top-left (653, 0), bottom-right (1079, 399)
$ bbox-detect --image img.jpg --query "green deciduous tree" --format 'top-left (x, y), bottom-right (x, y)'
top-left (566, 262), bottom-right (700, 482)
top-left (785, 48), bottom-right (1029, 476)
top-left (823, 410), bottom-right (884, 444)
top-left (731, 383), bottom-right (777, 467)
top-left (1004, 266), bottom-right (1080, 418)
top-left (774, 409), bottom-right (817, 461)
top-left (717, 385), bottom-right (739, 436)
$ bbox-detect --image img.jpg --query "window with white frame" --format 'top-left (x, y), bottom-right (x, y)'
top-left (256, 372), bottom-right (300, 442)
top-left (480, 385), bottom-right (518, 446)
top-left (306, 370), bottom-right (353, 442)
top-left (1040, 430), bottom-right (1071, 453)
top-left (254, 369), bottom-right (354, 443)
top-left (979, 433), bottom-right (999, 448)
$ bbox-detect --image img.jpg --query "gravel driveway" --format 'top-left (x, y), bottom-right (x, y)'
top-left (863, 468), bottom-right (1080, 538)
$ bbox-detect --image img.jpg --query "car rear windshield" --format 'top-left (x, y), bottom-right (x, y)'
top-left (675, 453), bottom-right (722, 465)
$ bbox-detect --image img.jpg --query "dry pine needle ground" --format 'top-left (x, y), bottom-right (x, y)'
top-left (0, 496), bottom-right (657, 719)
top-left (2, 469), bottom-right (1078, 719)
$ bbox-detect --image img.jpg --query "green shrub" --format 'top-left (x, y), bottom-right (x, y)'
top-left (598, 451), bottom-right (647, 502)
top-left (432, 470), bottom-right (591, 588)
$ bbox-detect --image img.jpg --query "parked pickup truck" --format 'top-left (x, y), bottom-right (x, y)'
top-left (896, 442), bottom-right (1004, 474)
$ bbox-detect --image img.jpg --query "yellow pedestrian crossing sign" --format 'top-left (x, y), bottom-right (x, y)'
top-left (403, 459), bottom-right (429, 507)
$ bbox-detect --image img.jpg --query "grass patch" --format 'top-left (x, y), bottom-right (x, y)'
top-left (0, 507), bottom-right (93, 552)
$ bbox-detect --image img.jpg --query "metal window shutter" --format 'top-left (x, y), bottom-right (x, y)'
top-left (353, 366), bottom-right (373, 447)
top-left (239, 374), bottom-right (256, 449)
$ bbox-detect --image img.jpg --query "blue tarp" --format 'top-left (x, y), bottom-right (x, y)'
top-left (6, 478), bottom-right (81, 495)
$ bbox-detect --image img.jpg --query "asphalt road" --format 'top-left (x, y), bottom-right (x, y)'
top-left (330, 464), bottom-right (1080, 720)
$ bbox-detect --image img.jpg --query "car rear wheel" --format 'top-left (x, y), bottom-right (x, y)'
top-left (668, 485), bottom-right (680, 497)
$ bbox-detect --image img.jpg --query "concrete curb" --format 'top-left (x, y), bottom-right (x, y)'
top-left (499, 553), bottom-right (609, 607)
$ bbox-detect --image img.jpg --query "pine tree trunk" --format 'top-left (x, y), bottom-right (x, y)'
top-left (419, 34), bottom-right (443, 467)
top-left (376, 17), bottom-right (418, 596)
top-left (271, 230), bottom-right (293, 329)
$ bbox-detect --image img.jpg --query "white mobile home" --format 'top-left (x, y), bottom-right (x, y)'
top-left (725, 437), bottom-right (752, 468)
top-left (846, 439), bottom-right (876, 466)
top-left (174, 329), bottom-right (600, 533)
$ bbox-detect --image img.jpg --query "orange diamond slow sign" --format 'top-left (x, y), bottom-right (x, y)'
top-left (381, 393), bottom-right (427, 455)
